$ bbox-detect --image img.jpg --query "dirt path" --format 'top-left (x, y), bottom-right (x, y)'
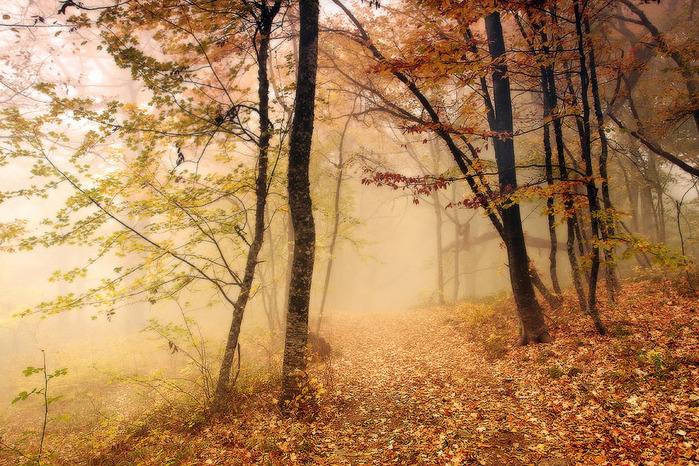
top-left (310, 290), bottom-right (699, 466)
top-left (316, 308), bottom-right (537, 465)
top-left (6, 281), bottom-right (697, 465)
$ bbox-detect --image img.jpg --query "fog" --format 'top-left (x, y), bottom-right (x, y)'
top-left (0, 160), bottom-right (520, 406)
top-left (2, 0), bottom-right (696, 459)
top-left (0, 163), bottom-right (544, 398)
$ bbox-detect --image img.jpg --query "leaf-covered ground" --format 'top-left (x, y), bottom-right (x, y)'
top-left (6, 278), bottom-right (699, 465)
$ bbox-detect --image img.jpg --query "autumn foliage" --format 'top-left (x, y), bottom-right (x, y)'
top-left (3, 277), bottom-right (694, 465)
top-left (0, 0), bottom-right (698, 461)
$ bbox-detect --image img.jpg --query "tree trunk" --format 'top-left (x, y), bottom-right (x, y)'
top-left (530, 268), bottom-right (562, 309)
top-left (280, 0), bottom-right (319, 411)
top-left (316, 115), bottom-right (350, 333)
top-left (543, 121), bottom-right (562, 296)
top-left (212, 2), bottom-right (280, 413)
top-left (621, 0), bottom-right (699, 133)
top-left (334, 3), bottom-right (551, 339)
top-left (485, 12), bottom-right (550, 345)
top-left (519, 14), bottom-right (562, 298)
top-left (452, 187), bottom-right (461, 302)
top-left (574, 0), bottom-right (607, 335)
top-left (432, 191), bottom-right (446, 305)
top-left (541, 26), bottom-right (588, 313)
top-left (648, 156), bottom-right (667, 243)
top-left (586, 16), bottom-right (620, 301)
top-left (264, 207), bottom-right (283, 333)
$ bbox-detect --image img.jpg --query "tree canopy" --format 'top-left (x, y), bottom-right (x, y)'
top-left (0, 0), bottom-right (697, 419)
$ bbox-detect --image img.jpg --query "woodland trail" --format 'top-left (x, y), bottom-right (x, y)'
top-left (56, 281), bottom-right (698, 465)
top-left (317, 307), bottom-right (540, 465)
top-left (306, 287), bottom-right (699, 465)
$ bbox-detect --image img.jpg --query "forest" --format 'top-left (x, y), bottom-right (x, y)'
top-left (0, 0), bottom-right (697, 464)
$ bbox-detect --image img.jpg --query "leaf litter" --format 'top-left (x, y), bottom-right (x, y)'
top-left (14, 278), bottom-right (698, 465)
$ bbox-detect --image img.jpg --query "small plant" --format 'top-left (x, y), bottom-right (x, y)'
top-left (612, 323), bottom-right (632, 338)
top-left (461, 303), bottom-right (496, 327)
top-left (536, 349), bottom-right (555, 364)
top-left (458, 296), bottom-right (518, 361)
top-left (482, 333), bottom-right (508, 360)
top-left (0, 350), bottom-right (67, 465)
top-left (604, 399), bottom-right (627, 412)
top-left (141, 303), bottom-right (218, 408)
top-left (546, 365), bottom-right (564, 379)
top-left (646, 349), bottom-right (665, 371)
top-left (633, 348), bottom-right (678, 379)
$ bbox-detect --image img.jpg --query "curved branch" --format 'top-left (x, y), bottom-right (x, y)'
top-left (609, 113), bottom-right (699, 178)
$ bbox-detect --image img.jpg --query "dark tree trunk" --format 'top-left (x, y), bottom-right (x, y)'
top-left (334, 2), bottom-right (552, 336)
top-left (530, 268), bottom-right (562, 309)
top-left (585, 16), bottom-right (620, 301)
top-left (574, 0), bottom-right (607, 335)
top-left (485, 12), bottom-right (550, 344)
top-left (282, 211), bottom-right (294, 317)
top-left (517, 15), bottom-right (562, 298)
top-left (541, 26), bottom-right (588, 313)
top-left (212, 2), bottom-right (281, 414)
top-left (280, 0), bottom-right (319, 411)
top-left (543, 122), bottom-right (562, 296)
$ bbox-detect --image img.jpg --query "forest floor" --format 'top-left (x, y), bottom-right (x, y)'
top-left (2, 276), bottom-right (699, 465)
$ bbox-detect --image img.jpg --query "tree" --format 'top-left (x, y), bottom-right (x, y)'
top-left (213, 1), bottom-right (283, 414)
top-left (484, 11), bottom-right (551, 343)
top-left (514, 5), bottom-right (589, 313)
top-left (1, 0), bottom-right (290, 412)
top-left (316, 109), bottom-right (354, 332)
top-left (329, 0), bottom-right (552, 343)
top-left (571, 0), bottom-right (607, 334)
top-left (279, 0), bottom-right (320, 410)
top-left (607, 0), bottom-right (699, 179)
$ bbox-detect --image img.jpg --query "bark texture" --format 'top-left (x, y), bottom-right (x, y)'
top-left (212, 2), bottom-right (280, 414)
top-left (485, 12), bottom-right (550, 344)
top-left (280, 0), bottom-right (320, 410)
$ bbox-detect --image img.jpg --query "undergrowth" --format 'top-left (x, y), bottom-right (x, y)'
top-left (456, 293), bottom-right (519, 360)
top-left (2, 275), bottom-right (697, 465)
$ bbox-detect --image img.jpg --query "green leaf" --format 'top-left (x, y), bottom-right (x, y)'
top-left (12, 388), bottom-right (37, 403)
top-left (47, 395), bottom-right (64, 405)
top-left (22, 366), bottom-right (43, 377)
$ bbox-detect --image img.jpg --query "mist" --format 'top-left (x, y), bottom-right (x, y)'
top-left (1, 0), bottom-right (698, 463)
